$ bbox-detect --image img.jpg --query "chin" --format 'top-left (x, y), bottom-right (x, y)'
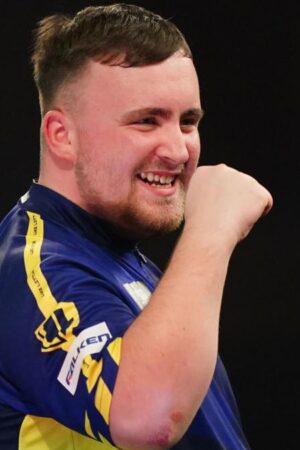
top-left (118, 209), bottom-right (184, 240)
top-left (85, 194), bottom-right (185, 240)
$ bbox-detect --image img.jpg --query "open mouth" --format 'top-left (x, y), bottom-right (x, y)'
top-left (137, 172), bottom-right (176, 189)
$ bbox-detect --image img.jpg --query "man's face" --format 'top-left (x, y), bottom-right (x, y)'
top-left (71, 53), bottom-right (202, 239)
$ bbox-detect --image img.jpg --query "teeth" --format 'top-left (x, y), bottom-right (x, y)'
top-left (147, 173), bottom-right (154, 182)
top-left (139, 172), bottom-right (175, 185)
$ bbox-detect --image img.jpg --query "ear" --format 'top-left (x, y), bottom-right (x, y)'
top-left (42, 109), bottom-right (76, 164)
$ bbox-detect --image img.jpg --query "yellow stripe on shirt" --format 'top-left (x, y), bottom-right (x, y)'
top-left (95, 377), bottom-right (112, 425)
top-left (24, 212), bottom-right (57, 317)
top-left (107, 338), bottom-right (122, 366)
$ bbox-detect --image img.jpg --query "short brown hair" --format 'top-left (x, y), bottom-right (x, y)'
top-left (31, 3), bottom-right (192, 112)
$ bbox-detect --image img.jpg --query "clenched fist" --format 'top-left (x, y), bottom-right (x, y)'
top-left (184, 164), bottom-right (273, 251)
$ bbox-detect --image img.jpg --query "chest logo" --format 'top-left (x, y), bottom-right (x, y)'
top-left (123, 281), bottom-right (152, 310)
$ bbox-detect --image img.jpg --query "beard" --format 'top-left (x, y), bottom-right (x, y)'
top-left (106, 192), bottom-right (186, 240)
top-left (75, 158), bottom-right (186, 240)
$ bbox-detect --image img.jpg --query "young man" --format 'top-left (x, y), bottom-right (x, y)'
top-left (0, 4), bottom-right (272, 450)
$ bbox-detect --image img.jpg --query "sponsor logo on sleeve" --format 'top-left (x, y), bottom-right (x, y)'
top-left (35, 302), bottom-right (80, 352)
top-left (57, 322), bottom-right (112, 395)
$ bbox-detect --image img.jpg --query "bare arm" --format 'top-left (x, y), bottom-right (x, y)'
top-left (110, 164), bottom-right (273, 450)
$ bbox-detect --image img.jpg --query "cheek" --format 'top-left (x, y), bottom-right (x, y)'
top-left (93, 148), bottom-right (137, 194)
top-left (78, 126), bottom-right (151, 186)
top-left (188, 134), bottom-right (201, 167)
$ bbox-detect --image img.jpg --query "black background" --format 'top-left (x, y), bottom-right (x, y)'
top-left (1, 1), bottom-right (299, 449)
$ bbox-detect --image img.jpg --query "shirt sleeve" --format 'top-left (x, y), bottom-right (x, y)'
top-left (20, 256), bottom-right (138, 446)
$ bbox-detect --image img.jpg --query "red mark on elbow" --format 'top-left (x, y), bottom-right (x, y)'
top-left (147, 412), bottom-right (183, 447)
top-left (171, 411), bottom-right (183, 424)
top-left (147, 426), bottom-right (171, 447)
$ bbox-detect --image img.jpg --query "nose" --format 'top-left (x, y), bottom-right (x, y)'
top-left (154, 126), bottom-right (190, 167)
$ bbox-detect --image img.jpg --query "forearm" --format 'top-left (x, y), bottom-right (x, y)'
top-left (110, 227), bottom-right (232, 449)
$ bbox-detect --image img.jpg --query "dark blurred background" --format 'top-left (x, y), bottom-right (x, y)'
top-left (1, 1), bottom-right (299, 448)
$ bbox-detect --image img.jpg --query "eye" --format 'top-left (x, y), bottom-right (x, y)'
top-left (180, 116), bottom-right (200, 132)
top-left (134, 117), bottom-right (157, 125)
top-left (130, 116), bottom-right (159, 131)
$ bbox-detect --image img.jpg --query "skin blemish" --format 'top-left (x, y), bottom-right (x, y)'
top-left (171, 411), bottom-right (183, 424)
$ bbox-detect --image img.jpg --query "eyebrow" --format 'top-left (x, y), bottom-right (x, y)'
top-left (121, 107), bottom-right (204, 123)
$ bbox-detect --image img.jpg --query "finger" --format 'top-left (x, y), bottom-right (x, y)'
top-left (262, 192), bottom-right (273, 217)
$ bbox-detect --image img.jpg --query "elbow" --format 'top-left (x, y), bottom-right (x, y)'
top-left (110, 407), bottom-right (188, 450)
